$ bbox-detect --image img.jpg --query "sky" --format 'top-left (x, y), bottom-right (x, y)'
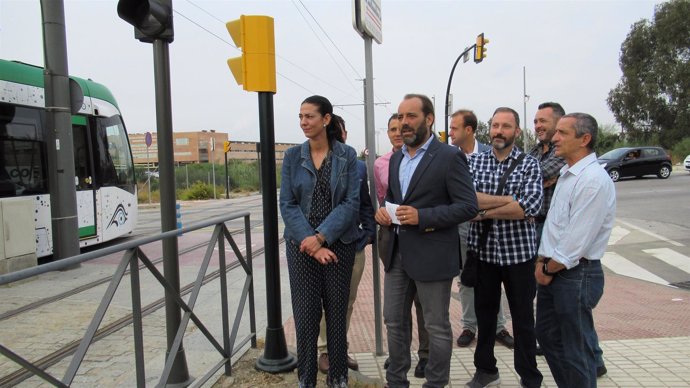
top-left (0, 0), bottom-right (662, 154)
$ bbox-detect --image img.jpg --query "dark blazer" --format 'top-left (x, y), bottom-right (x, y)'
top-left (382, 136), bottom-right (478, 281)
top-left (355, 160), bottom-right (376, 251)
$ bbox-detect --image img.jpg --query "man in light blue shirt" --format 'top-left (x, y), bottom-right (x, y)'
top-left (535, 113), bottom-right (616, 388)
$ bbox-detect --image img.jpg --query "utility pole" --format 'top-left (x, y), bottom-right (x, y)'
top-left (40, 0), bottom-right (80, 261)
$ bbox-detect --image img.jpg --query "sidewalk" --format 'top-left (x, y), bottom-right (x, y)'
top-left (281, 247), bottom-right (690, 387)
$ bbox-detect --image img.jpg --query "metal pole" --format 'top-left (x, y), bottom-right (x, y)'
top-left (255, 92), bottom-right (297, 372)
top-left (212, 161), bottom-right (216, 199)
top-left (40, 0), bottom-right (80, 260)
top-left (363, 36), bottom-right (384, 356)
top-left (225, 151), bottom-right (229, 199)
top-left (523, 66), bottom-right (528, 149)
top-left (444, 45), bottom-right (475, 142)
top-left (152, 39), bottom-right (191, 387)
top-left (147, 147), bottom-right (151, 204)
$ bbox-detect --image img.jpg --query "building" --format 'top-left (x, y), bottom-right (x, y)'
top-left (129, 130), bottom-right (297, 165)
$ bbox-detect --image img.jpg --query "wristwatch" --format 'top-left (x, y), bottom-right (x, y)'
top-left (478, 209), bottom-right (487, 218)
top-left (542, 257), bottom-right (557, 276)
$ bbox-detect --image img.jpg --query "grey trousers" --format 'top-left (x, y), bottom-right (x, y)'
top-left (384, 250), bottom-right (452, 388)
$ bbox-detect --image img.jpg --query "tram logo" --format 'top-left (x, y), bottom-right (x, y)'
top-left (107, 204), bottom-right (129, 229)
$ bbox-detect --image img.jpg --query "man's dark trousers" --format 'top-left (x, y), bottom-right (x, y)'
top-left (474, 258), bottom-right (543, 388)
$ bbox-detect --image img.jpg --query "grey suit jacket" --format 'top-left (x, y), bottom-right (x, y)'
top-left (382, 136), bottom-right (478, 281)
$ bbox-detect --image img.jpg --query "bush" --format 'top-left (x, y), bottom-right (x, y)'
top-left (180, 181), bottom-right (215, 200)
top-left (671, 137), bottom-right (690, 164)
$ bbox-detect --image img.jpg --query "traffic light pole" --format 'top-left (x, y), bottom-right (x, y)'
top-left (255, 92), bottom-right (297, 372)
top-left (225, 151), bottom-right (229, 199)
top-left (443, 44), bottom-right (476, 142)
top-left (152, 39), bottom-right (192, 387)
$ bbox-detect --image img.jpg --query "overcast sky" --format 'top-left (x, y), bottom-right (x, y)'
top-left (1, 0), bottom-right (661, 153)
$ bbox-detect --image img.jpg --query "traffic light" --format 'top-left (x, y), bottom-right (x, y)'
top-left (117, 0), bottom-right (174, 43)
top-left (474, 33), bottom-right (489, 63)
top-left (439, 131), bottom-right (447, 143)
top-left (223, 140), bottom-right (231, 153)
top-left (226, 15), bottom-right (277, 93)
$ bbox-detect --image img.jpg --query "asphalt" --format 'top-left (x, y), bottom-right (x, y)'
top-left (1, 220), bottom-right (689, 387)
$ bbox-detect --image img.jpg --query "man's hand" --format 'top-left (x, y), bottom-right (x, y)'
top-left (535, 262), bottom-right (553, 285)
top-left (313, 247), bottom-right (337, 265)
top-left (375, 207), bottom-right (392, 226)
top-left (396, 205), bottom-right (419, 225)
top-left (300, 235), bottom-right (322, 256)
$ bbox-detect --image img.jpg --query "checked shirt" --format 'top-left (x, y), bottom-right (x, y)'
top-left (467, 147), bottom-right (543, 266)
top-left (528, 141), bottom-right (565, 218)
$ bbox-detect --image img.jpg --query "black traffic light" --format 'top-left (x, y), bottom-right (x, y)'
top-left (117, 0), bottom-right (174, 43)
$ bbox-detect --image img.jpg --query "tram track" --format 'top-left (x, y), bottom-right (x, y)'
top-left (0, 220), bottom-right (264, 322)
top-left (0, 230), bottom-right (285, 387)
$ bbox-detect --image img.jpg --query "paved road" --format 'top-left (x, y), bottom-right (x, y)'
top-left (603, 170), bottom-right (690, 287)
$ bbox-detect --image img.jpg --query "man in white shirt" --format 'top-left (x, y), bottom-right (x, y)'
top-left (535, 113), bottom-right (616, 388)
top-left (448, 109), bottom-right (514, 350)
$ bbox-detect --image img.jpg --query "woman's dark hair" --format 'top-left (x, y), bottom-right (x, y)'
top-left (302, 95), bottom-right (341, 146)
top-left (331, 114), bottom-right (345, 143)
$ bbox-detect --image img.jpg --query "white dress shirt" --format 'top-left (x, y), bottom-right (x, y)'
top-left (538, 152), bottom-right (616, 269)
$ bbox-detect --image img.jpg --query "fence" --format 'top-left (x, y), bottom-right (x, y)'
top-left (0, 211), bottom-right (255, 387)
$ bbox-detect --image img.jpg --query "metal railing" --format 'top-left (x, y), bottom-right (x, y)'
top-left (0, 211), bottom-right (256, 387)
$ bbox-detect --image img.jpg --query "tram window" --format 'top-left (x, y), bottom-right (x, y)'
top-left (0, 104), bottom-right (47, 197)
top-left (96, 116), bottom-right (134, 188)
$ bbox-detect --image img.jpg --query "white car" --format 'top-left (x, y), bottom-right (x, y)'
top-left (685, 155), bottom-right (690, 171)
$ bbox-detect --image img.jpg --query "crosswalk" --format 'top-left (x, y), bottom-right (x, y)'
top-left (602, 223), bottom-right (690, 288)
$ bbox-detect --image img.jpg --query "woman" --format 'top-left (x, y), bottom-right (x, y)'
top-left (279, 95), bottom-right (360, 388)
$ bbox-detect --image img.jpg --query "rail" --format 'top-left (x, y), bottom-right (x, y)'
top-left (0, 211), bottom-right (256, 387)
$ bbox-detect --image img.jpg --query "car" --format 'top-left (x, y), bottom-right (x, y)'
top-left (597, 146), bottom-right (672, 182)
top-left (685, 155), bottom-right (690, 172)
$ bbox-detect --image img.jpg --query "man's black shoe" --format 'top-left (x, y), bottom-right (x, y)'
top-left (495, 329), bottom-right (515, 349)
top-left (414, 358), bottom-right (428, 378)
top-left (456, 329), bottom-right (475, 347)
top-left (597, 365), bottom-right (607, 378)
top-left (383, 357), bottom-right (390, 370)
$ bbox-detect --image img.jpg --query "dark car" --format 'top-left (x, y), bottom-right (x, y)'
top-left (597, 147), bottom-right (672, 182)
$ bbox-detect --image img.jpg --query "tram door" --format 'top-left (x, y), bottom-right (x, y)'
top-left (72, 118), bottom-right (97, 239)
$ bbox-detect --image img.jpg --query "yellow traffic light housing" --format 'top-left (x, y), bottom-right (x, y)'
top-left (474, 33), bottom-right (489, 63)
top-left (226, 15), bottom-right (277, 92)
top-left (223, 140), bottom-right (231, 153)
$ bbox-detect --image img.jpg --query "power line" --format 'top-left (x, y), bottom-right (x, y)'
top-left (181, 0), bottom-right (360, 102)
top-left (290, 0), bottom-right (362, 97)
top-left (297, 0), bottom-right (362, 79)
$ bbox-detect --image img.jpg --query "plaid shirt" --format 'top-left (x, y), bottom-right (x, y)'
top-left (468, 147), bottom-right (543, 265)
top-left (528, 141), bottom-right (565, 218)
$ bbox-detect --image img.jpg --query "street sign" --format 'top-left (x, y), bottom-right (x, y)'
top-left (352, 0), bottom-right (382, 44)
top-left (145, 131), bottom-right (152, 147)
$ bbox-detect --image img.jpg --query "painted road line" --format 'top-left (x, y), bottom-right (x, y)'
top-left (642, 248), bottom-right (690, 275)
top-left (602, 251), bottom-right (669, 286)
top-left (608, 225), bottom-right (630, 245)
top-left (616, 219), bottom-right (684, 247)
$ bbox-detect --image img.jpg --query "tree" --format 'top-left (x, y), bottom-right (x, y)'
top-left (607, 0), bottom-right (690, 149)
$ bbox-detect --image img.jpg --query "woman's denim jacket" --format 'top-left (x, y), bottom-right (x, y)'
top-left (279, 140), bottom-right (360, 247)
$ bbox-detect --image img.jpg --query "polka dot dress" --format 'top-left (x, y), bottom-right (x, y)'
top-left (286, 152), bottom-right (355, 387)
